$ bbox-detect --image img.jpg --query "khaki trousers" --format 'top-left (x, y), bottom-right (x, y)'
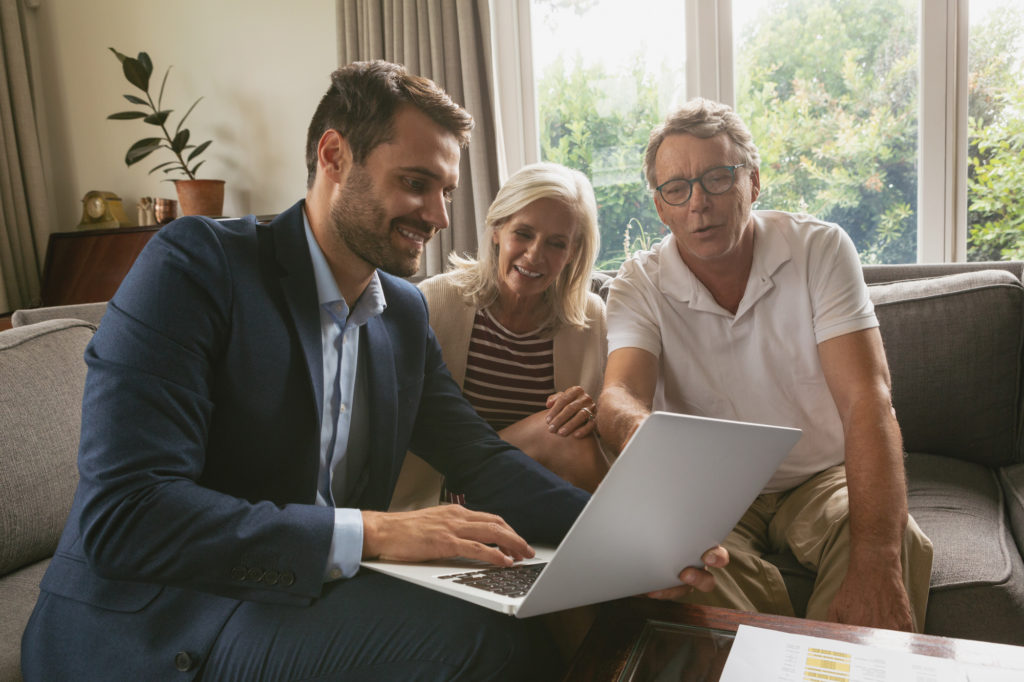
top-left (680, 464), bottom-right (934, 632)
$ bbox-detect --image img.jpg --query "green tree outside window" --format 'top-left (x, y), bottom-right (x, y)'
top-left (536, 0), bottom-right (1024, 266)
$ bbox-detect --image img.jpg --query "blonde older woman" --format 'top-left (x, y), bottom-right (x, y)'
top-left (391, 162), bottom-right (609, 508)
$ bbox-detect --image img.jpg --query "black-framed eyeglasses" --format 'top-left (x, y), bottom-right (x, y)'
top-left (655, 164), bottom-right (746, 206)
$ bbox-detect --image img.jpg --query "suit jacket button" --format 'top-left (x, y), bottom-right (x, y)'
top-left (231, 565), bottom-right (247, 581)
top-left (279, 571), bottom-right (295, 587)
top-left (263, 569), bottom-right (279, 585)
top-left (246, 567), bottom-right (264, 582)
top-left (174, 651), bottom-right (196, 672)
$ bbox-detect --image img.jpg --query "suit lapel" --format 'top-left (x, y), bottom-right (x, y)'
top-left (263, 206), bottom-right (401, 510)
top-left (359, 314), bottom-right (397, 510)
top-left (264, 202), bottom-right (325, 418)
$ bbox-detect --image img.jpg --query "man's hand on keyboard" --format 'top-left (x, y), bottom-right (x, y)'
top-left (645, 545), bottom-right (730, 600)
top-left (362, 506), bottom-right (535, 566)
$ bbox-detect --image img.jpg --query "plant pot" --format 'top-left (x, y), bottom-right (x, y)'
top-left (174, 179), bottom-right (225, 217)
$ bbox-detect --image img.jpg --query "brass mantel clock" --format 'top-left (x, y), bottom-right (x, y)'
top-left (76, 190), bottom-right (131, 229)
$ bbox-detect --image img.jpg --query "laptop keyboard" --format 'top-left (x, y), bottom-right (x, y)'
top-left (437, 563), bottom-right (547, 598)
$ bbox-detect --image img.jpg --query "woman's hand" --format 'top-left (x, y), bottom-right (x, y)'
top-left (545, 386), bottom-right (598, 439)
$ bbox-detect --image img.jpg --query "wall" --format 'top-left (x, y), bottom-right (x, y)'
top-left (33, 0), bottom-right (338, 233)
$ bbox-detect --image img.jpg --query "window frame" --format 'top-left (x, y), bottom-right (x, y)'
top-left (493, 0), bottom-right (974, 264)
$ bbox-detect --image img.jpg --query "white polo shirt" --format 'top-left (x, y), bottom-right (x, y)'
top-left (606, 210), bottom-right (877, 492)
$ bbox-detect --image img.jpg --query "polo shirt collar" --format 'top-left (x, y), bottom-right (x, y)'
top-left (657, 211), bottom-right (792, 317)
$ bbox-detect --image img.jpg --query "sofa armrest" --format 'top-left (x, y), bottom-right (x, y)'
top-left (11, 301), bottom-right (107, 327)
top-left (0, 320), bottom-right (93, 577)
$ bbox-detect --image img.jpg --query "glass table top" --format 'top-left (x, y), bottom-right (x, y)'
top-left (619, 619), bottom-right (738, 682)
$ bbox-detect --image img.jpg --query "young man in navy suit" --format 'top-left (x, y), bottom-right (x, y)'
top-left (22, 61), bottom-right (725, 680)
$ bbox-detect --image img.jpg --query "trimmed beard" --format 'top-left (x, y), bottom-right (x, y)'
top-left (329, 165), bottom-right (423, 277)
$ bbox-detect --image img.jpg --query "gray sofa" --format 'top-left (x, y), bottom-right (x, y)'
top-left (3, 265), bottom-right (1024, 678)
top-left (1, 317), bottom-right (96, 681)
top-left (870, 263), bottom-right (1024, 644)
top-left (769, 262), bottom-right (1024, 646)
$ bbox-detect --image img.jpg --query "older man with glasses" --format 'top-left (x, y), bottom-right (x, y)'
top-left (596, 98), bottom-right (933, 634)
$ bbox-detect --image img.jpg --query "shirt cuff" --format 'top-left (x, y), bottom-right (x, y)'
top-left (324, 507), bottom-right (364, 582)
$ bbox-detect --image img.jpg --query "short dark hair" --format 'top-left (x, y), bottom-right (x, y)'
top-left (305, 60), bottom-right (474, 188)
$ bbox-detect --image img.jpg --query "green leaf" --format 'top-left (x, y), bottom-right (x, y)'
top-left (190, 160), bottom-right (206, 176)
top-left (176, 97), bottom-right (203, 134)
top-left (108, 47), bottom-right (129, 64)
top-left (187, 140), bottom-right (212, 162)
top-left (108, 111), bottom-right (148, 120)
top-left (125, 138), bottom-right (162, 165)
top-left (171, 129), bottom-right (190, 153)
top-left (127, 137), bottom-right (163, 151)
top-left (122, 56), bottom-right (150, 92)
top-left (123, 94), bottom-right (147, 105)
top-left (144, 110), bottom-right (171, 126)
top-left (147, 161), bottom-right (176, 175)
top-left (158, 67), bottom-right (171, 109)
top-left (137, 52), bottom-right (153, 79)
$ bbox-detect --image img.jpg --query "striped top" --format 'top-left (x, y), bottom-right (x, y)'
top-left (462, 307), bottom-right (555, 430)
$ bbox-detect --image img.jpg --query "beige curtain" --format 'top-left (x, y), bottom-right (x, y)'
top-left (337, 0), bottom-right (501, 277)
top-left (0, 0), bottom-right (51, 311)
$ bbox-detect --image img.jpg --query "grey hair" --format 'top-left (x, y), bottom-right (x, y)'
top-left (446, 162), bottom-right (600, 330)
top-left (643, 98), bottom-right (761, 189)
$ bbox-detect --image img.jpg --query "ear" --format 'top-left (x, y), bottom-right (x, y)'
top-left (749, 166), bottom-right (761, 204)
top-left (316, 129), bottom-right (352, 186)
top-left (491, 226), bottom-right (501, 245)
top-left (653, 192), bottom-right (670, 225)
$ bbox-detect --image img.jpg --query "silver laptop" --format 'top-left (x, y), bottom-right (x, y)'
top-left (361, 411), bottom-right (801, 618)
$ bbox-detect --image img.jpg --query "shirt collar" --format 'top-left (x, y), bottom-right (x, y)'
top-left (657, 212), bottom-right (792, 309)
top-left (302, 207), bottom-right (387, 328)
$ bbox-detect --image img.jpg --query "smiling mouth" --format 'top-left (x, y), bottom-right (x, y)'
top-left (514, 264), bottom-right (543, 279)
top-left (396, 225), bottom-right (429, 248)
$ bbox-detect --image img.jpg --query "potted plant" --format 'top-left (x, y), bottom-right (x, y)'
top-left (108, 47), bottom-right (224, 217)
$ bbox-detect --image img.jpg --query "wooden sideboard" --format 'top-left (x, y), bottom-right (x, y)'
top-left (39, 225), bottom-right (161, 306)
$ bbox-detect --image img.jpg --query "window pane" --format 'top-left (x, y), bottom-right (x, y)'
top-left (967, 0), bottom-right (1024, 261)
top-left (531, 0), bottom-right (686, 270)
top-left (732, 0), bottom-right (920, 264)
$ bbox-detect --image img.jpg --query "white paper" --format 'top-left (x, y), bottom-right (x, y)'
top-left (719, 625), bottom-right (968, 682)
top-left (962, 666), bottom-right (1024, 682)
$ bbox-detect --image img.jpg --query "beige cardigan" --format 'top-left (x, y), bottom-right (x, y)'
top-left (389, 271), bottom-right (608, 510)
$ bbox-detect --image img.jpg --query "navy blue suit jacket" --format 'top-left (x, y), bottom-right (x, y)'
top-left (22, 201), bottom-right (588, 679)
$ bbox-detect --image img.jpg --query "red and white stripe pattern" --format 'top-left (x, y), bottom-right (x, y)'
top-left (462, 308), bottom-right (554, 431)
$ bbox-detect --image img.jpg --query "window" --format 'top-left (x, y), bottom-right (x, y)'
top-left (967, 0), bottom-right (1024, 261)
top-left (733, 0), bottom-right (920, 265)
top-left (496, 0), bottom-right (1024, 264)
top-left (529, 0), bottom-right (686, 268)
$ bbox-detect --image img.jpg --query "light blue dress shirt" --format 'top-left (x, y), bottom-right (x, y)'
top-left (302, 211), bottom-right (386, 581)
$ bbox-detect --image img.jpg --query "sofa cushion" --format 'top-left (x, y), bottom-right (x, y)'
top-left (0, 319), bottom-right (94, 577)
top-left (906, 452), bottom-right (1024, 644)
top-left (870, 270), bottom-right (1024, 467)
